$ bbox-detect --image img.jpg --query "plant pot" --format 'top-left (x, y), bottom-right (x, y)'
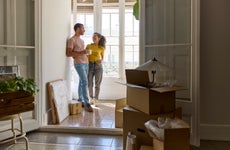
top-left (0, 91), bottom-right (35, 117)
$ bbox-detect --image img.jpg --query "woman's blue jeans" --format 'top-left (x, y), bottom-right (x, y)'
top-left (74, 63), bottom-right (89, 104)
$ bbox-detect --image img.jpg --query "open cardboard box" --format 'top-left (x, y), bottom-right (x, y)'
top-left (152, 120), bottom-right (190, 150)
top-left (125, 69), bottom-right (186, 115)
top-left (123, 106), bottom-right (182, 150)
top-left (126, 83), bottom-right (185, 115)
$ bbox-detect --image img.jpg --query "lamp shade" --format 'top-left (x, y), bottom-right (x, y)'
top-left (136, 58), bottom-right (173, 83)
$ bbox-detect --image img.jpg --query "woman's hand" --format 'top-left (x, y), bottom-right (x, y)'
top-left (96, 59), bottom-right (102, 64)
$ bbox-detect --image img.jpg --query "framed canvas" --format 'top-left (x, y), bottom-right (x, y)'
top-left (48, 80), bottom-right (69, 124)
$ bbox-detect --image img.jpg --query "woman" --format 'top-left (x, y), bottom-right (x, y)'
top-left (86, 32), bottom-right (106, 105)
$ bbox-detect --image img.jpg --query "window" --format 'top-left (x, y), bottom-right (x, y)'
top-left (72, 0), bottom-right (139, 78)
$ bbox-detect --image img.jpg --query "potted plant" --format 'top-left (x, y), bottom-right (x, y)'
top-left (0, 76), bottom-right (39, 117)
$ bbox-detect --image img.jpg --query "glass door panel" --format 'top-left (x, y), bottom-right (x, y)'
top-left (16, 0), bottom-right (35, 46)
top-left (145, 0), bottom-right (191, 45)
top-left (0, 0), bottom-right (38, 133)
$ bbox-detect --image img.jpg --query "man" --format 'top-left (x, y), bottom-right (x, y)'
top-left (66, 23), bottom-right (93, 112)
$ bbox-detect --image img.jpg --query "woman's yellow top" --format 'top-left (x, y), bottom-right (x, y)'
top-left (86, 44), bottom-right (105, 62)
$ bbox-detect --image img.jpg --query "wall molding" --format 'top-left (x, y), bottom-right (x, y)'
top-left (200, 124), bottom-right (230, 141)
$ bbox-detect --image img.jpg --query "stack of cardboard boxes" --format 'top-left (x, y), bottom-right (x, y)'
top-left (123, 69), bottom-right (190, 150)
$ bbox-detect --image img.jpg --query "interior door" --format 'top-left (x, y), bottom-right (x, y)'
top-left (140, 0), bottom-right (200, 146)
top-left (0, 0), bottom-right (39, 134)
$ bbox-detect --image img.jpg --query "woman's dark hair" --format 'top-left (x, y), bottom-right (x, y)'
top-left (94, 32), bottom-right (106, 48)
top-left (74, 23), bottom-right (83, 32)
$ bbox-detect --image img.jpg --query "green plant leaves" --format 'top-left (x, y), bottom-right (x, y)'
top-left (133, 0), bottom-right (139, 20)
top-left (0, 76), bottom-right (39, 96)
top-left (0, 81), bottom-right (16, 92)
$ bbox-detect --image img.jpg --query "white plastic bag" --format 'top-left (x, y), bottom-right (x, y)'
top-left (145, 117), bottom-right (188, 140)
top-left (144, 119), bottom-right (164, 140)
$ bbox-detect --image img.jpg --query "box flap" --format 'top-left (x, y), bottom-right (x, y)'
top-left (150, 86), bottom-right (187, 93)
top-left (125, 69), bottom-right (150, 86)
top-left (116, 81), bottom-right (148, 89)
top-left (140, 145), bottom-right (153, 150)
top-left (115, 98), bottom-right (127, 109)
top-left (125, 83), bottom-right (147, 89)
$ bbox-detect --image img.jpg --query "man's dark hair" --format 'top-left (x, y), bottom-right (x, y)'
top-left (74, 23), bottom-right (83, 32)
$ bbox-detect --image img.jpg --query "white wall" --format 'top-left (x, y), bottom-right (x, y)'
top-left (100, 77), bottom-right (126, 100)
top-left (200, 0), bottom-right (230, 140)
top-left (41, 0), bottom-right (71, 124)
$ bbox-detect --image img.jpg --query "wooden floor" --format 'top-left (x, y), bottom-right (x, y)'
top-left (1, 130), bottom-right (230, 150)
top-left (59, 100), bottom-right (117, 129)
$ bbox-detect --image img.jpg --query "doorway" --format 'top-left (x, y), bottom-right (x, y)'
top-left (54, 0), bottom-right (138, 131)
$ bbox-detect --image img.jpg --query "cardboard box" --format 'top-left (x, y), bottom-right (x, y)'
top-left (152, 120), bottom-right (190, 150)
top-left (69, 101), bottom-right (82, 115)
top-left (127, 84), bottom-right (185, 114)
top-left (115, 98), bottom-right (127, 128)
top-left (140, 145), bottom-right (153, 150)
top-left (125, 69), bottom-right (186, 115)
top-left (123, 106), bottom-right (182, 150)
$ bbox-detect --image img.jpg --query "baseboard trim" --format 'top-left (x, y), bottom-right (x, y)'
top-left (38, 126), bottom-right (123, 135)
top-left (200, 124), bottom-right (230, 141)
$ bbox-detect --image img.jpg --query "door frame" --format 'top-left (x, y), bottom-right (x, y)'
top-left (21, 0), bottom-right (41, 132)
top-left (139, 0), bottom-right (200, 146)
